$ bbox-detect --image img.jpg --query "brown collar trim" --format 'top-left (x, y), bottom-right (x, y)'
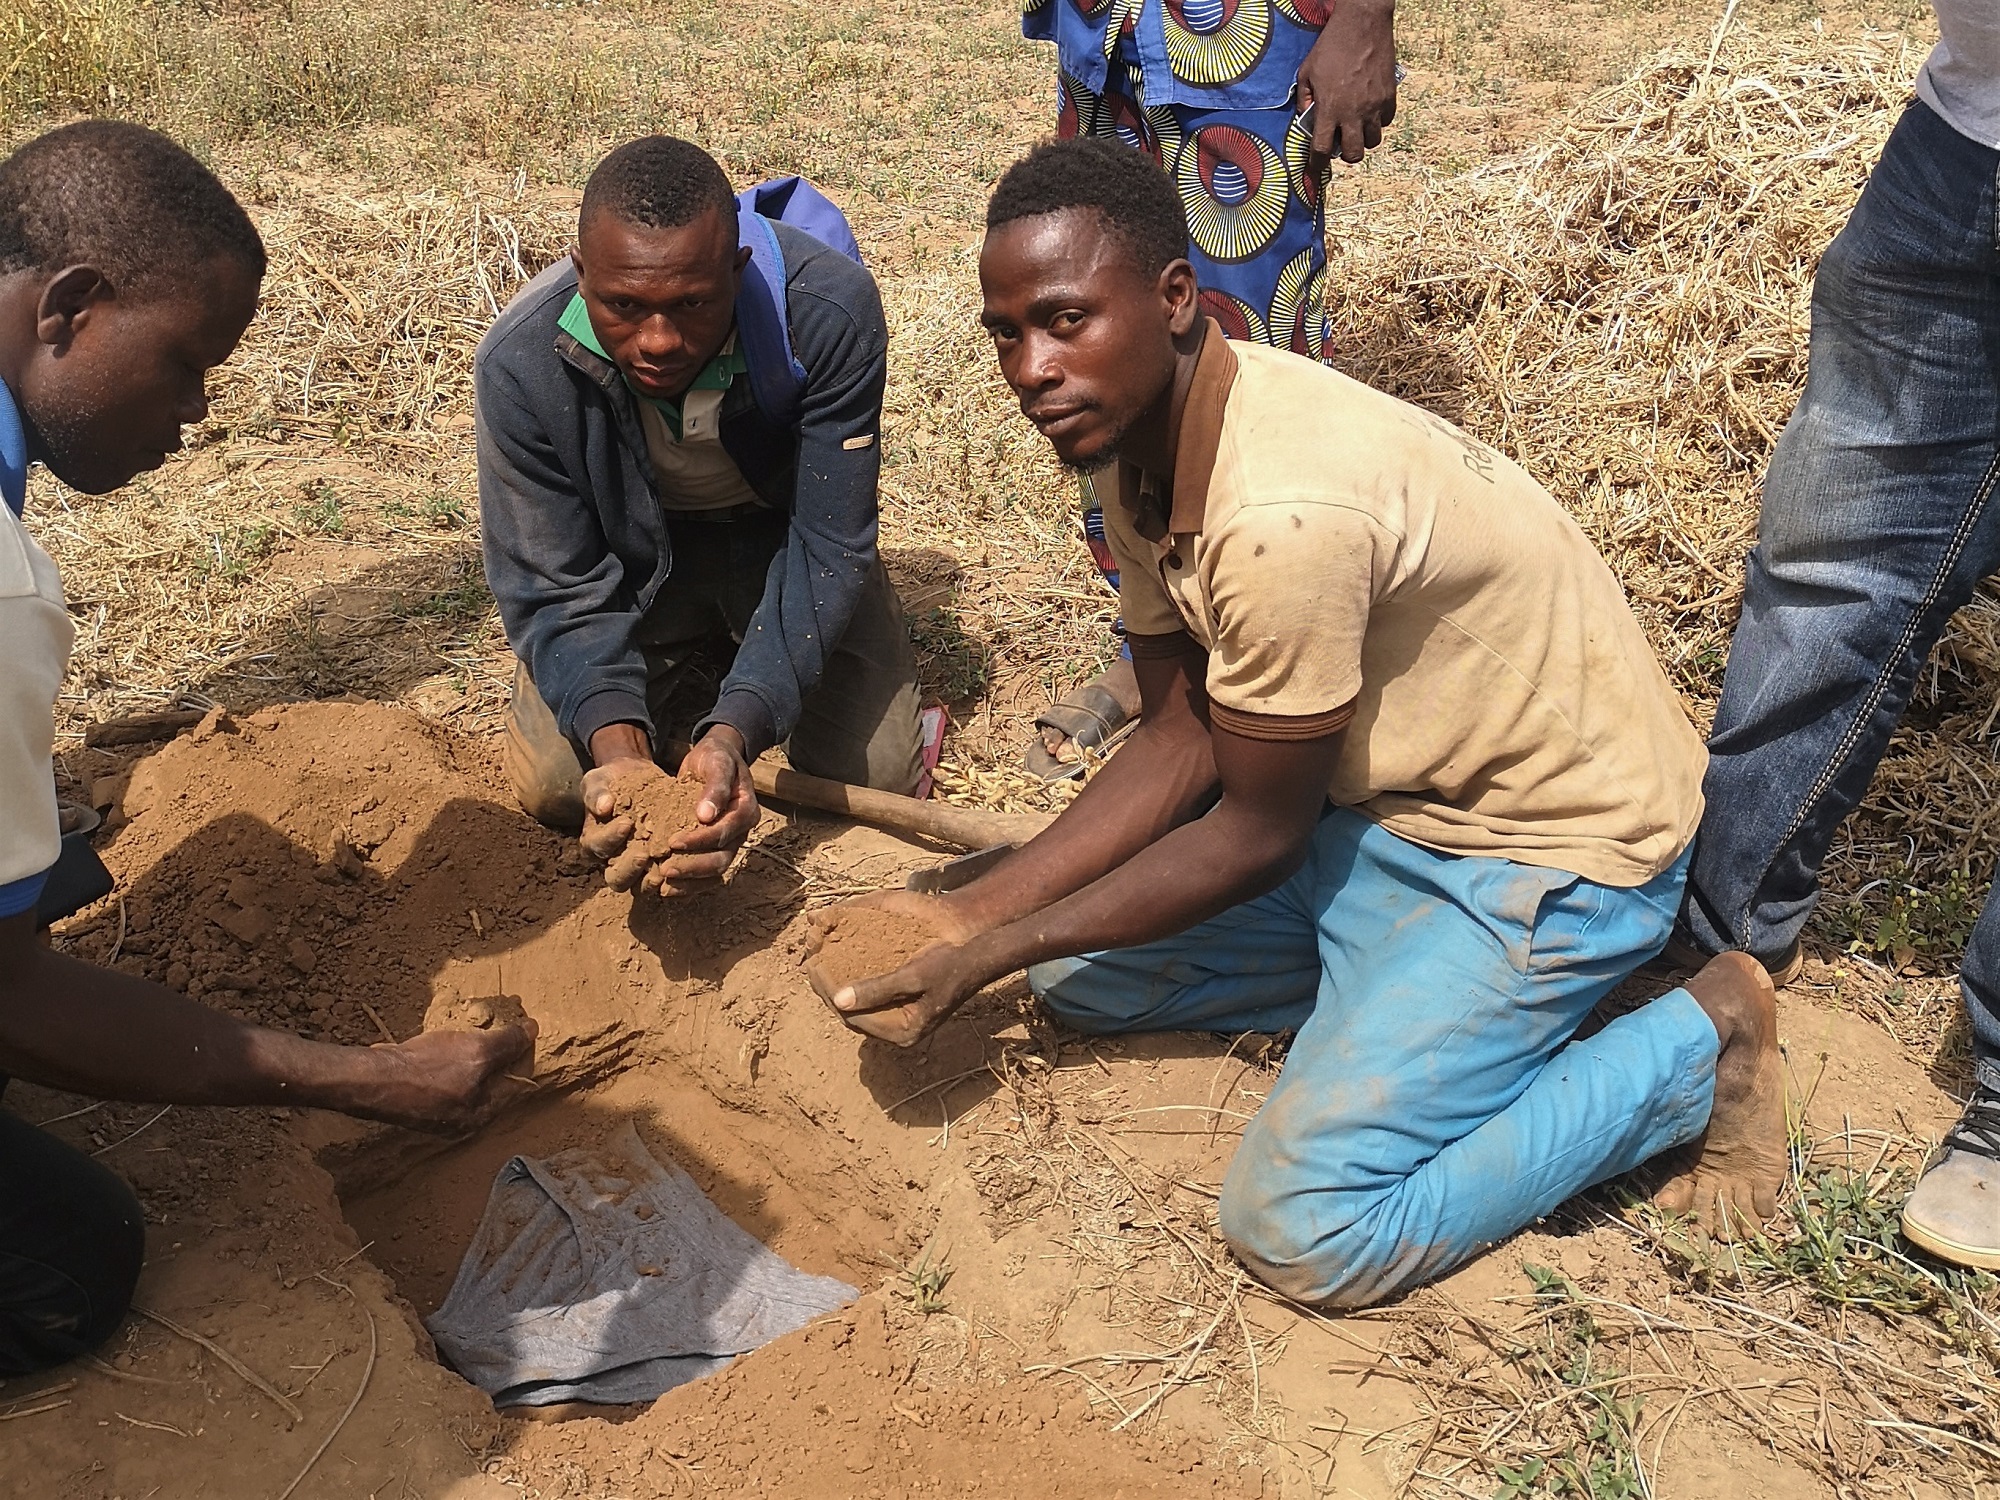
top-left (1169, 318), bottom-right (1237, 535)
top-left (1116, 318), bottom-right (1239, 543)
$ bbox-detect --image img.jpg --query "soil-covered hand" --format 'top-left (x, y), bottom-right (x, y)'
top-left (804, 893), bottom-right (984, 1048)
top-left (579, 733), bottom-right (756, 895)
top-left (1296, 0), bottom-right (1396, 172)
top-left (357, 1019), bottom-right (540, 1134)
top-left (578, 756), bottom-right (664, 886)
top-left (658, 727), bottom-right (759, 890)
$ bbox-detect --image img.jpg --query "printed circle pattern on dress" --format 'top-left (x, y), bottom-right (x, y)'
top-left (1282, 109), bottom-right (1321, 208)
top-left (1147, 106), bottom-right (1185, 170)
top-left (1056, 72), bottom-right (1097, 139)
top-left (1071, 0), bottom-right (1113, 22)
top-left (1162, 0), bottom-right (1272, 86)
top-left (1179, 123), bottom-right (1288, 262)
top-left (1274, 0), bottom-right (1329, 25)
top-left (1101, 88), bottom-right (1157, 159)
top-left (1102, 0), bottom-right (1142, 55)
top-left (1199, 287), bottom-right (1270, 344)
top-left (1269, 247), bottom-right (1327, 359)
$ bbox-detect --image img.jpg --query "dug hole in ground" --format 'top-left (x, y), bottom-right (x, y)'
top-left (3, 700), bottom-right (1978, 1500)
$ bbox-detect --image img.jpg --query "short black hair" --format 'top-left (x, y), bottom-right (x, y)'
top-left (986, 137), bottom-right (1188, 279)
top-left (581, 136), bottom-right (737, 236)
top-left (0, 121), bottom-right (265, 297)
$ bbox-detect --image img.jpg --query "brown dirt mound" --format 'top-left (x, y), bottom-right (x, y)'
top-left (497, 1296), bottom-right (1263, 1497)
top-left (806, 904), bottom-right (954, 997)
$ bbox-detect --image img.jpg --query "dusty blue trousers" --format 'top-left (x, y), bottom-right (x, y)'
top-left (1028, 810), bottom-right (1717, 1307)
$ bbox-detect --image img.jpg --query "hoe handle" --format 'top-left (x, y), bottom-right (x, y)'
top-left (748, 762), bottom-right (1052, 852)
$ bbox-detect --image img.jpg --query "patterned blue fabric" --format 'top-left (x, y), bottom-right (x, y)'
top-left (1025, 0), bottom-right (1327, 112)
top-left (0, 378), bottom-right (26, 518)
top-left (1054, 43), bottom-right (1330, 357)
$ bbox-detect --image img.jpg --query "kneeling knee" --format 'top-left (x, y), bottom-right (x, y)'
top-left (1218, 1179), bottom-right (1406, 1311)
top-left (0, 1175), bottom-right (145, 1375)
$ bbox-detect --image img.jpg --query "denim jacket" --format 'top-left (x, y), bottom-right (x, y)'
top-left (475, 218), bottom-right (888, 761)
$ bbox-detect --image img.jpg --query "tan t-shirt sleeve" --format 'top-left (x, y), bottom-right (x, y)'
top-left (1201, 501), bottom-right (1389, 730)
top-left (1100, 491), bottom-right (1185, 638)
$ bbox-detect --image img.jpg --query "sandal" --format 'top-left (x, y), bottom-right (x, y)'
top-left (1025, 665), bottom-right (1139, 782)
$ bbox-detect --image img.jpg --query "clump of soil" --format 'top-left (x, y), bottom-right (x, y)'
top-left (805, 903), bottom-right (953, 999)
top-left (602, 767), bottom-right (708, 865)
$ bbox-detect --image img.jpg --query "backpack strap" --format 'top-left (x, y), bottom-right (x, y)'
top-left (736, 177), bottom-right (863, 265)
top-left (733, 211), bottom-right (809, 427)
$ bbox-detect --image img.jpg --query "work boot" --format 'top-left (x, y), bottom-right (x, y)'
top-left (1900, 1083), bottom-right (2000, 1271)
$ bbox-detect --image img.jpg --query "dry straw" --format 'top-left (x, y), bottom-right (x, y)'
top-left (1326, 26), bottom-right (2000, 969)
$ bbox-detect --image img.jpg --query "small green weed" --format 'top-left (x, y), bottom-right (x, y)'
top-left (1830, 864), bottom-right (1983, 973)
top-left (189, 522), bottom-right (276, 583)
top-left (291, 480), bottom-right (344, 537)
top-left (1500, 1265), bottom-right (1646, 1500)
top-left (383, 491), bottom-right (470, 530)
top-left (904, 1249), bottom-right (953, 1315)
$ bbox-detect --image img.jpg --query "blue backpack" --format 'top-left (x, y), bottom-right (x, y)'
top-left (732, 176), bottom-right (864, 425)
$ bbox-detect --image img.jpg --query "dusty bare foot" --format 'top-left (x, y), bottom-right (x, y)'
top-left (1653, 951), bottom-right (1788, 1233)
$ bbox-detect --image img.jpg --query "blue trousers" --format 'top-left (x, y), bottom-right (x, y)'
top-left (1029, 811), bottom-right (1717, 1308)
top-left (1681, 100), bottom-right (2000, 1095)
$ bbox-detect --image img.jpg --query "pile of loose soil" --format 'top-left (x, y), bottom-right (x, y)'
top-left (805, 903), bottom-right (954, 997)
top-left (19, 700), bottom-right (1975, 1500)
top-left (496, 1297), bottom-right (1263, 1497)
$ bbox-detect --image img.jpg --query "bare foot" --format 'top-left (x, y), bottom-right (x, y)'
top-left (1654, 952), bottom-right (1788, 1232)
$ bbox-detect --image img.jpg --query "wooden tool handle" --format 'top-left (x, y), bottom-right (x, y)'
top-left (749, 762), bottom-right (1052, 851)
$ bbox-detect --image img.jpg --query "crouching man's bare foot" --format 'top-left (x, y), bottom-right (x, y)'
top-left (1654, 951), bottom-right (1788, 1232)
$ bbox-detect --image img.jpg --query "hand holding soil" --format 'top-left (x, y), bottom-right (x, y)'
top-left (357, 1017), bottom-right (540, 1135)
top-left (804, 893), bottom-right (980, 1047)
top-left (578, 732), bottom-right (759, 893)
top-left (578, 759), bottom-right (716, 893)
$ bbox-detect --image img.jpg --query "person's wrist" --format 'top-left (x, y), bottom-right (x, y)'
top-left (588, 722), bottom-right (653, 768)
top-left (697, 723), bottom-right (749, 764)
top-left (247, 1027), bottom-right (392, 1114)
top-left (955, 926), bottom-right (1021, 990)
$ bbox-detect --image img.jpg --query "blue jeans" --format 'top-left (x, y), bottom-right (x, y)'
top-left (1028, 811), bottom-right (1717, 1308)
top-left (1682, 101), bottom-right (2000, 1095)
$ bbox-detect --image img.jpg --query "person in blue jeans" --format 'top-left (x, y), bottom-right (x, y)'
top-left (1678, 14), bottom-right (2000, 1272)
top-left (809, 140), bottom-right (1788, 1307)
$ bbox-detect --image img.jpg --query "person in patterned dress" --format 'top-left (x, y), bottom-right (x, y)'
top-left (1020, 0), bottom-right (1398, 777)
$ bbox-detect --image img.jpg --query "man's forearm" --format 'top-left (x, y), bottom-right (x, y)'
top-left (941, 713), bottom-right (1219, 935)
top-left (1, 932), bottom-right (397, 1112)
top-left (960, 796), bottom-right (1310, 982)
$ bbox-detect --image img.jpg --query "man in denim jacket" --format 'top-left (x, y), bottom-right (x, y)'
top-left (478, 136), bottom-right (923, 892)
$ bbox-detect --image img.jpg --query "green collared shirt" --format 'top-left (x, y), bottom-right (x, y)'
top-left (557, 292), bottom-right (748, 442)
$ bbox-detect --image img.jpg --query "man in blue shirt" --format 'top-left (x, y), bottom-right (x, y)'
top-left (0, 122), bottom-right (535, 1377)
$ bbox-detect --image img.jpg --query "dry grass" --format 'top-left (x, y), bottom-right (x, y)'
top-left (1327, 23), bottom-right (1998, 988)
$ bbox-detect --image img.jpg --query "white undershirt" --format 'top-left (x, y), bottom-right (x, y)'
top-left (0, 501), bottom-right (72, 899)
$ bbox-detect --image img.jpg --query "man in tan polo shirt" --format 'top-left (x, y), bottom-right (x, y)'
top-left (806, 138), bottom-right (1787, 1309)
